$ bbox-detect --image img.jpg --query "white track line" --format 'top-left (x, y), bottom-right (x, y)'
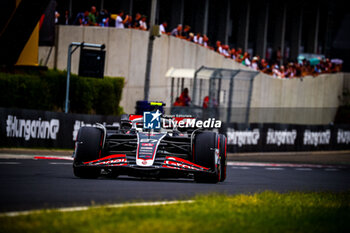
top-left (231, 166), bottom-right (250, 170)
top-left (324, 168), bottom-right (339, 172)
top-left (295, 168), bottom-right (313, 171)
top-left (49, 162), bottom-right (72, 165)
top-left (0, 162), bottom-right (21, 165)
top-left (227, 161), bottom-right (345, 169)
top-left (0, 200), bottom-right (195, 217)
top-left (265, 167), bottom-right (285, 171)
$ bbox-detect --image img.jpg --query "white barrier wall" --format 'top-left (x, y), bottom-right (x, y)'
top-left (250, 72), bottom-right (344, 124)
top-left (39, 26), bottom-right (345, 124)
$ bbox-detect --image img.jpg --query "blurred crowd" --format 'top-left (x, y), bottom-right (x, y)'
top-left (56, 6), bottom-right (149, 30)
top-left (56, 6), bottom-right (343, 78)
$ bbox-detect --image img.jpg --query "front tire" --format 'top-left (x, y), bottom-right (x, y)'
top-left (73, 126), bottom-right (103, 179)
top-left (193, 131), bottom-right (220, 183)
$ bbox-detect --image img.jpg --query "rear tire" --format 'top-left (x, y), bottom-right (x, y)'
top-left (73, 126), bottom-right (103, 179)
top-left (193, 132), bottom-right (220, 183)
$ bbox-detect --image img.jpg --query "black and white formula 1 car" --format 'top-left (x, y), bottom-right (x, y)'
top-left (73, 115), bottom-right (227, 183)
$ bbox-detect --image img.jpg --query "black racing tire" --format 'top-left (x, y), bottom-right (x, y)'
top-left (193, 131), bottom-right (220, 183)
top-left (73, 126), bottom-right (103, 179)
top-left (218, 134), bottom-right (227, 182)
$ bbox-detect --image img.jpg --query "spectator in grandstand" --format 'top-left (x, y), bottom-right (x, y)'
top-left (272, 64), bottom-right (282, 77)
top-left (202, 34), bottom-right (209, 47)
top-left (139, 15), bottom-right (148, 30)
top-left (187, 32), bottom-right (195, 42)
top-left (259, 58), bottom-right (270, 74)
top-left (98, 9), bottom-right (110, 27)
top-left (182, 25), bottom-right (191, 39)
top-left (179, 88), bottom-right (191, 106)
top-left (235, 48), bottom-right (243, 62)
top-left (203, 96), bottom-right (218, 108)
top-left (314, 64), bottom-right (322, 75)
top-left (302, 60), bottom-right (314, 76)
top-left (280, 65), bottom-right (287, 78)
top-left (323, 58), bottom-right (334, 73)
top-left (222, 45), bottom-right (230, 57)
top-left (159, 22), bottom-right (168, 34)
top-left (285, 63), bottom-right (297, 78)
top-left (294, 63), bottom-right (302, 77)
top-left (251, 56), bottom-right (259, 70)
top-left (124, 14), bottom-right (133, 28)
top-left (193, 33), bottom-right (203, 45)
top-left (203, 96), bottom-right (209, 108)
top-left (230, 48), bottom-right (236, 60)
top-left (171, 24), bottom-right (182, 37)
top-left (242, 52), bottom-right (251, 66)
top-left (115, 10), bottom-right (129, 28)
top-left (319, 59), bottom-right (328, 73)
top-left (55, 11), bottom-right (60, 24)
top-left (173, 97), bottom-right (183, 106)
top-left (133, 13), bottom-right (141, 28)
top-left (59, 10), bottom-right (71, 25)
top-left (73, 11), bottom-right (89, 25)
top-left (215, 41), bottom-right (223, 54)
top-left (332, 59), bottom-right (343, 73)
top-left (88, 6), bottom-right (98, 26)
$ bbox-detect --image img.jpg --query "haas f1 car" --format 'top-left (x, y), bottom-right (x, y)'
top-left (73, 115), bottom-right (227, 183)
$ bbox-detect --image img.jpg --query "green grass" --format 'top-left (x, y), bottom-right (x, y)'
top-left (0, 191), bottom-right (349, 233)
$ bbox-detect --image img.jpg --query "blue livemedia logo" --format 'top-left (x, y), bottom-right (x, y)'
top-left (143, 110), bottom-right (162, 129)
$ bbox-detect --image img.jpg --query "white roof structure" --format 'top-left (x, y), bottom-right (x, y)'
top-left (165, 67), bottom-right (195, 79)
top-left (165, 67), bottom-right (216, 80)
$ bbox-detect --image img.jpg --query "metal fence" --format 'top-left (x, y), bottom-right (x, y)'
top-left (169, 66), bottom-right (258, 123)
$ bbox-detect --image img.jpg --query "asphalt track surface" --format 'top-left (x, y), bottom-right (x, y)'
top-left (0, 158), bottom-right (349, 212)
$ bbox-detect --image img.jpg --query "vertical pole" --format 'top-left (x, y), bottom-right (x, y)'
top-left (129, 0), bottom-right (133, 16)
top-left (224, 0), bottom-right (231, 45)
top-left (313, 5), bottom-right (320, 53)
top-left (237, 1), bottom-right (250, 52)
top-left (306, 4), bottom-right (320, 54)
top-left (199, 79), bottom-right (203, 106)
top-left (192, 66), bottom-right (203, 106)
top-left (217, 77), bottom-right (222, 105)
top-left (245, 73), bottom-right (256, 125)
top-left (209, 70), bottom-right (218, 108)
top-left (256, 3), bottom-right (269, 58)
top-left (262, 4), bottom-right (269, 59)
top-left (280, 3), bottom-right (287, 66)
top-left (69, 0), bottom-right (72, 18)
top-left (244, 1), bottom-right (250, 52)
top-left (290, 7), bottom-right (303, 60)
top-left (324, 5), bottom-right (332, 56)
top-left (100, 0), bottom-right (104, 11)
top-left (143, 0), bottom-right (157, 101)
top-left (65, 44), bottom-right (72, 113)
top-left (177, 78), bottom-right (180, 97)
top-left (171, 77), bottom-right (174, 106)
top-left (226, 72), bottom-right (235, 124)
top-left (203, 0), bottom-right (209, 36)
top-left (217, 76), bottom-right (222, 121)
top-left (179, 0), bottom-right (184, 26)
